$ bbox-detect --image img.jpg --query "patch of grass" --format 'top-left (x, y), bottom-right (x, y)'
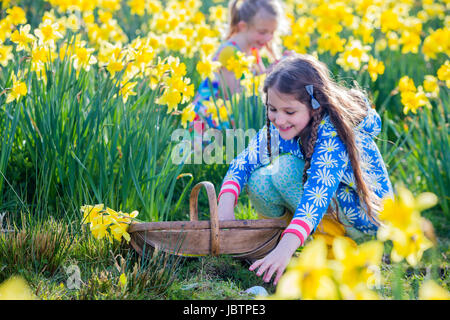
top-left (165, 255), bottom-right (274, 300)
top-left (0, 215), bottom-right (72, 282)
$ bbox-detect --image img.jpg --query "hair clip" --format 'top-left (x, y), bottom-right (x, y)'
top-left (305, 85), bottom-right (321, 109)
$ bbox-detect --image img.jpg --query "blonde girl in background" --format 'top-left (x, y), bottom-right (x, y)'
top-left (192, 0), bottom-right (288, 132)
top-left (217, 54), bottom-right (394, 285)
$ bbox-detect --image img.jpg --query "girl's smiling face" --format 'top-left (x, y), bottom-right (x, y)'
top-left (267, 88), bottom-right (311, 140)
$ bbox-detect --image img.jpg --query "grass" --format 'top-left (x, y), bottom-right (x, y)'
top-left (0, 204), bottom-right (448, 300)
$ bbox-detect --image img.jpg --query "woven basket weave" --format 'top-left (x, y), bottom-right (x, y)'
top-left (128, 181), bottom-right (287, 260)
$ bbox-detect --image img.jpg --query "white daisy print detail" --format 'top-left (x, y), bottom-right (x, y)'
top-left (298, 202), bottom-right (318, 223)
top-left (316, 153), bottom-right (338, 168)
top-left (306, 185), bottom-right (328, 207)
top-left (318, 138), bottom-right (339, 154)
top-left (313, 167), bottom-right (336, 187)
top-left (338, 186), bottom-right (354, 203)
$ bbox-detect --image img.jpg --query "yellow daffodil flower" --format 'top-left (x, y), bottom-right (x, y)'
top-left (337, 39), bottom-right (370, 71)
top-left (331, 237), bottom-right (383, 292)
top-left (196, 59), bottom-right (221, 80)
top-left (10, 24), bottom-right (35, 52)
top-left (423, 75), bottom-right (439, 97)
top-left (0, 276), bottom-right (35, 300)
top-left (367, 56), bottom-right (385, 82)
top-left (81, 204), bottom-right (138, 243)
top-left (377, 186), bottom-right (436, 266)
top-left (0, 43), bottom-right (14, 67)
top-left (6, 6), bottom-right (27, 25)
top-left (398, 75), bottom-right (416, 93)
top-left (437, 60), bottom-right (450, 88)
top-left (180, 104), bottom-right (196, 128)
top-left (419, 280), bottom-right (450, 300)
top-left (128, 0), bottom-right (147, 16)
top-left (274, 238), bottom-right (339, 300)
top-left (6, 74), bottom-right (27, 104)
top-left (34, 19), bottom-right (63, 48)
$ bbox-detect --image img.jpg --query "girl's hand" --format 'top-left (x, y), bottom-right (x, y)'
top-left (249, 233), bottom-right (301, 285)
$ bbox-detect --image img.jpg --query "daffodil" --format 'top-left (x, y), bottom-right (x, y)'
top-left (225, 51), bottom-right (255, 80)
top-left (422, 28), bottom-right (450, 61)
top-left (6, 6), bottom-right (27, 25)
top-left (72, 46), bottom-right (97, 73)
top-left (437, 61), bottom-right (450, 88)
top-left (398, 75), bottom-right (416, 93)
top-left (196, 59), bottom-right (221, 79)
top-left (331, 237), bottom-right (383, 295)
top-left (380, 9), bottom-right (401, 34)
top-left (419, 280), bottom-right (450, 300)
top-left (0, 276), bottom-right (35, 300)
top-left (0, 43), bottom-right (14, 67)
top-left (34, 19), bottom-right (63, 48)
top-left (367, 56), bottom-right (385, 82)
top-left (317, 34), bottom-right (346, 55)
top-left (81, 204), bottom-right (138, 243)
top-left (400, 30), bottom-right (421, 54)
top-left (274, 238), bottom-right (339, 300)
top-left (180, 104), bottom-right (196, 128)
top-left (6, 74), bottom-right (27, 104)
top-left (119, 273), bottom-right (128, 289)
top-left (117, 80), bottom-right (137, 103)
top-left (400, 88), bottom-right (430, 114)
top-left (337, 39), bottom-right (371, 71)
top-left (128, 0), bottom-right (147, 16)
top-left (423, 75), bottom-right (439, 97)
top-left (10, 24), bottom-right (35, 52)
top-left (377, 186), bottom-right (436, 266)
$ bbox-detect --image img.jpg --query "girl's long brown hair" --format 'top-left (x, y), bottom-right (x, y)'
top-left (263, 54), bottom-right (381, 224)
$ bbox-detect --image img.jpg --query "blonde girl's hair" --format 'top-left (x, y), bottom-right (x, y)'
top-left (226, 0), bottom-right (287, 60)
top-left (263, 54), bottom-right (382, 224)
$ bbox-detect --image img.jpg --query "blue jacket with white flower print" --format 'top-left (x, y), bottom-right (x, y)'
top-left (219, 107), bottom-right (393, 245)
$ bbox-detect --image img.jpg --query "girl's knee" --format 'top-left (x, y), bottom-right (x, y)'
top-left (270, 155), bottom-right (304, 190)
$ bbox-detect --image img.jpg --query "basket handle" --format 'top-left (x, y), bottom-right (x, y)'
top-left (189, 181), bottom-right (220, 256)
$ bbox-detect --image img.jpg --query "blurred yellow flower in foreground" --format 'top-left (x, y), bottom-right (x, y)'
top-left (0, 276), bottom-right (35, 300)
top-left (274, 237), bottom-right (339, 300)
top-left (419, 280), bottom-right (450, 300)
top-left (331, 237), bottom-right (383, 296)
top-left (377, 186), bottom-right (437, 266)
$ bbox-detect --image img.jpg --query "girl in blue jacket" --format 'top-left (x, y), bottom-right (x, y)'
top-left (217, 54), bottom-right (393, 285)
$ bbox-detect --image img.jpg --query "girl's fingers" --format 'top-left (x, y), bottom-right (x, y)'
top-left (249, 259), bottom-right (263, 271)
top-left (263, 264), bottom-right (279, 283)
top-left (273, 267), bottom-right (284, 285)
top-left (255, 261), bottom-right (270, 277)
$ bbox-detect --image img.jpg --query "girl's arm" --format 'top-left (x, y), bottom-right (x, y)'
top-left (218, 192), bottom-right (236, 220)
top-left (249, 133), bottom-right (348, 284)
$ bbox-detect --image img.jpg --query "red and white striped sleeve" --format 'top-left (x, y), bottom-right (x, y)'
top-left (217, 180), bottom-right (241, 206)
top-left (281, 218), bottom-right (314, 246)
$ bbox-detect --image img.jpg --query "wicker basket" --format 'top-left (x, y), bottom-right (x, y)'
top-left (128, 181), bottom-right (287, 260)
